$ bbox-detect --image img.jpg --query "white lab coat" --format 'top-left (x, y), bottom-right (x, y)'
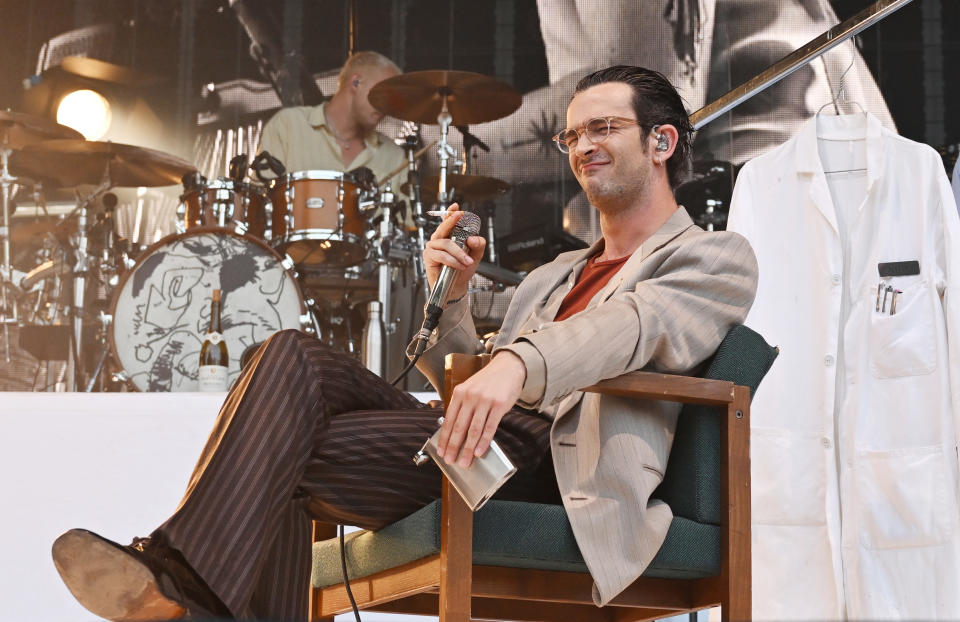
top-left (727, 112), bottom-right (960, 620)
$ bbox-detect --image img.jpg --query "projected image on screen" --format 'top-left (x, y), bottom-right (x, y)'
top-left (195, 0), bottom-right (894, 264)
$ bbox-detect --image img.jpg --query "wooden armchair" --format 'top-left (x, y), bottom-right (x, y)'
top-left (310, 325), bottom-right (778, 622)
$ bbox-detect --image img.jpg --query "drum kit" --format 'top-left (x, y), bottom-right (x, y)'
top-left (0, 68), bottom-right (525, 392)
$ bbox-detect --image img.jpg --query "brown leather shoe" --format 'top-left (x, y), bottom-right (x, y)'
top-left (52, 528), bottom-right (233, 621)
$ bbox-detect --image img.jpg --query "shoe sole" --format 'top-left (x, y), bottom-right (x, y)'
top-left (52, 529), bottom-right (187, 622)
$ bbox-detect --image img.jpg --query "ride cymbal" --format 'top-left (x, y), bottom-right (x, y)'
top-left (10, 140), bottom-right (196, 188)
top-left (369, 70), bottom-right (521, 125)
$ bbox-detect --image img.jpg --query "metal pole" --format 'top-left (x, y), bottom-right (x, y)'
top-left (689, 0), bottom-right (916, 130)
top-left (0, 148), bottom-right (16, 362)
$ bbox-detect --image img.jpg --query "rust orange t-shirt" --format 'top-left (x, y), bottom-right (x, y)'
top-left (553, 252), bottom-right (630, 322)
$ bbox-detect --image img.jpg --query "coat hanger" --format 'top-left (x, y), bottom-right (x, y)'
top-left (817, 37), bottom-right (867, 118)
top-left (817, 40), bottom-right (867, 174)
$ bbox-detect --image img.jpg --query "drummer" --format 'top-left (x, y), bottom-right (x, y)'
top-left (257, 50), bottom-right (408, 195)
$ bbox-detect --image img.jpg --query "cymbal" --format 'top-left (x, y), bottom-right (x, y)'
top-left (369, 70), bottom-right (521, 125)
top-left (433, 174), bottom-right (510, 200)
top-left (59, 56), bottom-right (163, 87)
top-left (412, 174), bottom-right (511, 201)
top-left (10, 140), bottom-right (196, 188)
top-left (0, 110), bottom-right (83, 151)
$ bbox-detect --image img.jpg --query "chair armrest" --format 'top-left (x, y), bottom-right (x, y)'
top-left (446, 352), bottom-right (740, 407)
top-left (583, 371), bottom-right (736, 406)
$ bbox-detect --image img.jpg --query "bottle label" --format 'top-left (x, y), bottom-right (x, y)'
top-left (198, 365), bottom-right (229, 391)
top-left (204, 332), bottom-right (224, 344)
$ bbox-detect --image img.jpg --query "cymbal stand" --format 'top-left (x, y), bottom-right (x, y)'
top-left (435, 95), bottom-right (457, 206)
top-left (483, 201), bottom-right (498, 263)
top-left (403, 137), bottom-right (429, 303)
top-left (0, 145), bottom-right (18, 362)
top-left (459, 135), bottom-right (499, 264)
top-left (70, 166), bottom-right (113, 388)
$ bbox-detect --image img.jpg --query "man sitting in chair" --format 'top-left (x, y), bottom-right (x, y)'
top-left (52, 66), bottom-right (759, 621)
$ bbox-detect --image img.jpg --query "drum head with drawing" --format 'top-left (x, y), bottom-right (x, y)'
top-left (111, 229), bottom-right (303, 391)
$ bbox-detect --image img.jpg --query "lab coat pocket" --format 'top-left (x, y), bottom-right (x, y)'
top-left (752, 428), bottom-right (827, 525)
top-left (857, 445), bottom-right (958, 550)
top-left (869, 280), bottom-right (936, 379)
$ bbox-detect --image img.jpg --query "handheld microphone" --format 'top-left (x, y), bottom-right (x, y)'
top-left (414, 211), bottom-right (482, 352)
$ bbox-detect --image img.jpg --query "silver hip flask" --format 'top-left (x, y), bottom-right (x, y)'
top-left (413, 419), bottom-right (517, 511)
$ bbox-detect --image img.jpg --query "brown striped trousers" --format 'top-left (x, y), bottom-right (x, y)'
top-left (157, 329), bottom-right (559, 620)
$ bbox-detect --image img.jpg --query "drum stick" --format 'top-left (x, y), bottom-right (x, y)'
top-left (377, 139), bottom-right (439, 188)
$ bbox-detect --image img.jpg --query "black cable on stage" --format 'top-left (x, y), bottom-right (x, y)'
top-left (339, 524), bottom-right (362, 622)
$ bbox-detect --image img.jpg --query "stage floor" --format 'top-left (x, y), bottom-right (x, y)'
top-left (0, 390), bottom-right (712, 622)
top-left (0, 391), bottom-right (437, 622)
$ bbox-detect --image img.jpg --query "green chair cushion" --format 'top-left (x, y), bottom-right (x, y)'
top-left (653, 325), bottom-right (778, 525)
top-left (312, 499), bottom-right (720, 588)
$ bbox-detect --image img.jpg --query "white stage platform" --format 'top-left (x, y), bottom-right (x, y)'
top-left (0, 391), bottom-right (706, 622)
top-left (0, 391), bottom-right (436, 622)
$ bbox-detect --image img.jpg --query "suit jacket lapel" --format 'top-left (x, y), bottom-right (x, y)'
top-left (594, 207), bottom-right (697, 304)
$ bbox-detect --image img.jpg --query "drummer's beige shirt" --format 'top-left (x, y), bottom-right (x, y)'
top-left (258, 102), bottom-right (407, 192)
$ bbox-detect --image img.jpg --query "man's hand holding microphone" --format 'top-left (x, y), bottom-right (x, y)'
top-left (423, 205), bottom-right (527, 469)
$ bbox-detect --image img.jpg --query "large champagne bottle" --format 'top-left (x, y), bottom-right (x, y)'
top-left (198, 289), bottom-right (229, 391)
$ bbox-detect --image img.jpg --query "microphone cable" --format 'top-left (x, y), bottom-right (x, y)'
top-left (339, 524), bottom-right (362, 622)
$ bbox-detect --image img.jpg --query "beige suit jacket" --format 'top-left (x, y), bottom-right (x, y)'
top-left (414, 207), bottom-right (758, 605)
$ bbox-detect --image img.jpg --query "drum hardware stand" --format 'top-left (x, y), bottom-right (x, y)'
top-left (435, 96), bottom-right (458, 207)
top-left (458, 130), bottom-right (499, 264)
top-left (301, 296), bottom-right (321, 336)
top-left (482, 201), bottom-right (498, 263)
top-left (68, 167), bottom-right (114, 388)
top-left (282, 252), bottom-right (319, 336)
top-left (402, 136), bottom-right (430, 304)
top-left (362, 185), bottom-right (400, 377)
top-left (84, 310), bottom-right (113, 392)
top-left (0, 144), bottom-right (20, 362)
top-left (703, 199), bottom-right (724, 232)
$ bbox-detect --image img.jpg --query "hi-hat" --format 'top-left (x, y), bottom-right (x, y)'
top-left (369, 70), bottom-right (521, 125)
top-left (10, 140), bottom-right (196, 188)
top-left (408, 174), bottom-right (510, 202)
top-left (0, 110), bottom-right (83, 151)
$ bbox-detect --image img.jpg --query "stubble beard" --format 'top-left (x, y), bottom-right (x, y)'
top-left (581, 165), bottom-right (650, 217)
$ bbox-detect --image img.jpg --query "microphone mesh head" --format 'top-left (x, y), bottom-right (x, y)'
top-left (451, 211), bottom-right (482, 245)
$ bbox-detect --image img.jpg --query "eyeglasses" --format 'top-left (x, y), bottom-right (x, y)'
top-left (552, 116), bottom-right (646, 154)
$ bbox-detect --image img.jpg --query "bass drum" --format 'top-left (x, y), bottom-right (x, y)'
top-left (109, 227), bottom-right (307, 391)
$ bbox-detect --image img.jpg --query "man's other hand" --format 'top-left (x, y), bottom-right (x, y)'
top-left (437, 350), bottom-right (527, 468)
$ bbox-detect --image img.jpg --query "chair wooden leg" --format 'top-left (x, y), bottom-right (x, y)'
top-left (721, 386), bottom-right (752, 622)
top-left (439, 477), bottom-right (473, 622)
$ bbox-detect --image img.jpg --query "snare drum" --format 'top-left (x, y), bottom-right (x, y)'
top-left (109, 227), bottom-right (308, 391)
top-left (179, 178), bottom-right (269, 239)
top-left (268, 170), bottom-right (367, 267)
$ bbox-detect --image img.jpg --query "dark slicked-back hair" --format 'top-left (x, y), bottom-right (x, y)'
top-left (574, 65), bottom-right (694, 189)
